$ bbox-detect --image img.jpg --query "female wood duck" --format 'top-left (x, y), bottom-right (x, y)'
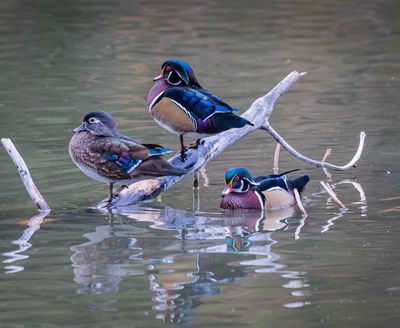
top-left (69, 111), bottom-right (186, 203)
top-left (147, 59), bottom-right (253, 161)
top-left (220, 167), bottom-right (310, 211)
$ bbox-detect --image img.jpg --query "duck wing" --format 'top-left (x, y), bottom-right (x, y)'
top-left (160, 86), bottom-right (239, 121)
top-left (90, 137), bottom-right (170, 175)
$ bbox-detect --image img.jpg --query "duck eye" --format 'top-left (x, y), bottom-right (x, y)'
top-left (234, 176), bottom-right (240, 181)
top-left (165, 66), bottom-right (171, 72)
top-left (88, 117), bottom-right (97, 123)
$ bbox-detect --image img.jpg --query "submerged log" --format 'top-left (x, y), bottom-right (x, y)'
top-left (97, 71), bottom-right (366, 209)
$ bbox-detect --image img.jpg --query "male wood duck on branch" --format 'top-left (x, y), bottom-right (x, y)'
top-left (147, 60), bottom-right (254, 161)
top-left (220, 167), bottom-right (310, 211)
top-left (69, 111), bottom-right (186, 203)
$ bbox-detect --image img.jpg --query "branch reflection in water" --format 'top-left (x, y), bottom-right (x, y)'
top-left (3, 210), bottom-right (50, 274)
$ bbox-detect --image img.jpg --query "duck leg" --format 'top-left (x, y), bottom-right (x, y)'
top-left (180, 135), bottom-right (187, 161)
top-left (108, 183), bottom-right (115, 203)
top-left (188, 139), bottom-right (201, 149)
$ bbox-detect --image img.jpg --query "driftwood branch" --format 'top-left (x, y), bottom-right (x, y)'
top-left (1, 138), bottom-right (50, 212)
top-left (98, 71), bottom-right (366, 209)
top-left (263, 126), bottom-right (366, 171)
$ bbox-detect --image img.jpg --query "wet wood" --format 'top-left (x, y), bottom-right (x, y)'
top-left (320, 181), bottom-right (347, 210)
top-left (1, 138), bottom-right (50, 212)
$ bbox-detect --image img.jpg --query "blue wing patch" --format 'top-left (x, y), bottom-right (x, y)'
top-left (106, 154), bottom-right (142, 174)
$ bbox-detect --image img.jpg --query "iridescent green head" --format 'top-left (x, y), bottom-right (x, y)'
top-left (153, 59), bottom-right (201, 87)
top-left (222, 167), bottom-right (258, 196)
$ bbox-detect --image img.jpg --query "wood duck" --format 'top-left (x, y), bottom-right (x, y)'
top-left (220, 167), bottom-right (310, 211)
top-left (69, 111), bottom-right (186, 203)
top-left (147, 59), bottom-right (253, 161)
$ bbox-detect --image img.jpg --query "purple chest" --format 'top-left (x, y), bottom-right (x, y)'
top-left (147, 80), bottom-right (171, 108)
top-left (220, 190), bottom-right (264, 210)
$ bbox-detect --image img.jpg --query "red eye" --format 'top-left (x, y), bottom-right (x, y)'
top-left (234, 176), bottom-right (240, 181)
top-left (165, 66), bottom-right (171, 72)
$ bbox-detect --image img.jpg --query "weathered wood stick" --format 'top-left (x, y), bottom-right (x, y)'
top-left (321, 148), bottom-right (332, 163)
top-left (321, 148), bottom-right (333, 180)
top-left (98, 71), bottom-right (366, 209)
top-left (320, 181), bottom-right (347, 210)
top-left (273, 143), bottom-right (281, 175)
top-left (1, 138), bottom-right (50, 212)
top-left (294, 188), bottom-right (308, 217)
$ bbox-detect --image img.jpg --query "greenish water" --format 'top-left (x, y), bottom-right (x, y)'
top-left (1, 0), bottom-right (400, 326)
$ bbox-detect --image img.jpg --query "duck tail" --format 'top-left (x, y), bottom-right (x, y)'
top-left (288, 175), bottom-right (310, 193)
top-left (212, 113), bottom-right (254, 132)
top-left (278, 168), bottom-right (301, 177)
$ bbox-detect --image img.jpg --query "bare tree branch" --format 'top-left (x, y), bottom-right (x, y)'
top-left (262, 126), bottom-right (366, 171)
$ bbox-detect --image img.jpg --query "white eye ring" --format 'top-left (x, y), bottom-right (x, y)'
top-left (88, 117), bottom-right (99, 123)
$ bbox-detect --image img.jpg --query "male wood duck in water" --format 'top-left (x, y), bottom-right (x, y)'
top-left (147, 59), bottom-right (253, 161)
top-left (220, 167), bottom-right (310, 211)
top-left (69, 111), bottom-right (186, 203)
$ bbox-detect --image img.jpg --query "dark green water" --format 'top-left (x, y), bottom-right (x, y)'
top-left (1, 0), bottom-right (400, 326)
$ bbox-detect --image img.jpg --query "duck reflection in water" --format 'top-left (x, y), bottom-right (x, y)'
top-left (138, 207), bottom-right (311, 323)
top-left (70, 184), bottom-right (369, 323)
top-left (69, 207), bottom-right (312, 322)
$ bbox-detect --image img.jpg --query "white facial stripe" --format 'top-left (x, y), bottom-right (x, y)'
top-left (232, 180), bottom-right (244, 193)
top-left (243, 177), bottom-right (258, 186)
top-left (167, 71), bottom-right (181, 85)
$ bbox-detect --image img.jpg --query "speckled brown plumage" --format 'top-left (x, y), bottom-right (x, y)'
top-left (69, 131), bottom-right (185, 181)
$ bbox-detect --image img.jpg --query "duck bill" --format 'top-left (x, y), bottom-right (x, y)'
top-left (153, 71), bottom-right (164, 81)
top-left (73, 122), bottom-right (87, 133)
top-left (221, 185), bottom-right (232, 196)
